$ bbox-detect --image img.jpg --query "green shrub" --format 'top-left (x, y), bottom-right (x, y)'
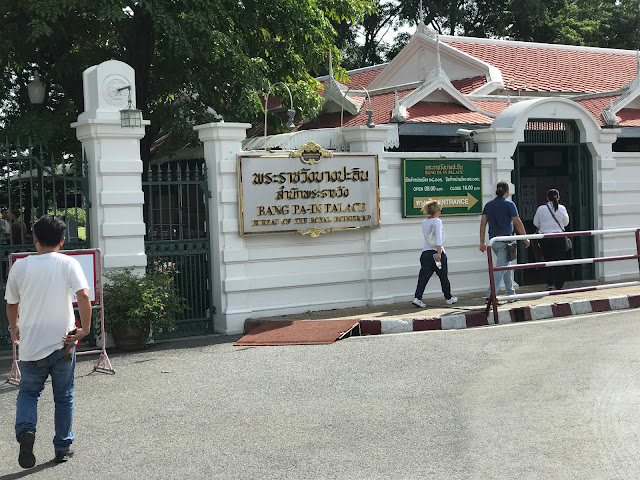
top-left (103, 262), bottom-right (188, 336)
top-left (48, 207), bottom-right (86, 226)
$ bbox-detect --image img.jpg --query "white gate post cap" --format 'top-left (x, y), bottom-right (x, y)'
top-left (77, 60), bottom-right (139, 124)
top-left (194, 122), bottom-right (252, 142)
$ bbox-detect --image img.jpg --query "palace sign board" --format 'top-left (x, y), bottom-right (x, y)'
top-left (401, 158), bottom-right (482, 217)
top-left (238, 143), bottom-right (380, 235)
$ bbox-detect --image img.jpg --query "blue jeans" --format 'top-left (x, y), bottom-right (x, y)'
top-left (486, 241), bottom-right (515, 298)
top-left (16, 347), bottom-right (76, 451)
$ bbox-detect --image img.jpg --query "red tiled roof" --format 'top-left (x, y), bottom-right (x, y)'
top-left (302, 90), bottom-right (404, 130)
top-left (472, 100), bottom-right (509, 115)
top-left (616, 108), bottom-right (640, 126)
top-left (475, 97), bottom-right (640, 126)
top-left (342, 68), bottom-right (384, 89)
top-left (320, 71), bottom-right (485, 96)
top-left (445, 41), bottom-right (637, 94)
top-left (318, 68), bottom-right (385, 96)
top-left (306, 83), bottom-right (501, 129)
top-left (575, 95), bottom-right (619, 126)
top-left (475, 96), bottom-right (640, 127)
top-left (451, 75), bottom-right (486, 94)
top-left (407, 102), bottom-right (494, 124)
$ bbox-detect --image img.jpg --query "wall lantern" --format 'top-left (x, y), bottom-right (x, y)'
top-left (27, 71), bottom-right (46, 105)
top-left (339, 85), bottom-right (375, 151)
top-left (263, 82), bottom-right (296, 150)
top-left (117, 85), bottom-right (143, 128)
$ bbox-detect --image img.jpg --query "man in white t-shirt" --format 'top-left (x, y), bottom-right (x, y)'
top-left (5, 215), bottom-right (91, 469)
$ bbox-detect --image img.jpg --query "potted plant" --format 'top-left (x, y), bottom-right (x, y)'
top-left (103, 261), bottom-right (188, 350)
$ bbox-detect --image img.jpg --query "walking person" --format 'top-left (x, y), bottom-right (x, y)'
top-left (0, 208), bottom-right (11, 244)
top-left (10, 209), bottom-right (28, 244)
top-left (479, 180), bottom-right (530, 301)
top-left (533, 188), bottom-right (570, 290)
top-left (412, 200), bottom-right (458, 308)
top-left (6, 215), bottom-right (91, 469)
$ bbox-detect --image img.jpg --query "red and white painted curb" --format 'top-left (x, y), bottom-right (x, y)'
top-left (356, 294), bottom-right (640, 335)
top-left (243, 294), bottom-right (640, 337)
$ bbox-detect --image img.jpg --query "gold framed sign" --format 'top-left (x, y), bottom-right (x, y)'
top-left (238, 142), bottom-right (380, 235)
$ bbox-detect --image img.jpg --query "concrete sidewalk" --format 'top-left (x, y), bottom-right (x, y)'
top-left (244, 281), bottom-right (640, 336)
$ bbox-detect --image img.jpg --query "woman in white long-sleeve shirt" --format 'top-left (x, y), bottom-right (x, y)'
top-left (533, 189), bottom-right (570, 290)
top-left (412, 200), bottom-right (458, 308)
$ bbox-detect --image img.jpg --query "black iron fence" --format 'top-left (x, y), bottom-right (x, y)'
top-left (0, 143), bottom-right (90, 350)
top-left (142, 160), bottom-right (213, 338)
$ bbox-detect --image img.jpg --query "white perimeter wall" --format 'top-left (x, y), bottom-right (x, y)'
top-left (228, 152), bottom-right (498, 332)
top-left (600, 152), bottom-right (640, 281)
top-left (198, 123), bottom-right (509, 334)
top-left (196, 102), bottom-right (640, 334)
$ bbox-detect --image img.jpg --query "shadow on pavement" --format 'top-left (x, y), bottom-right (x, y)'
top-left (0, 334), bottom-right (239, 392)
top-left (0, 459), bottom-right (57, 479)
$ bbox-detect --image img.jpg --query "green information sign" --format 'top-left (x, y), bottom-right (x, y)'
top-left (402, 158), bottom-right (482, 217)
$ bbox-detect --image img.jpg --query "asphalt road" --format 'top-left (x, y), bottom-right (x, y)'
top-left (1, 309), bottom-right (639, 479)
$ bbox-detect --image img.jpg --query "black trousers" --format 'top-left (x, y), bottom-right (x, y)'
top-left (414, 250), bottom-right (452, 300)
top-left (541, 237), bottom-right (566, 289)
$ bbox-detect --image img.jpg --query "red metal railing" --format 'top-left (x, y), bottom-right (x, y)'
top-left (485, 227), bottom-right (640, 324)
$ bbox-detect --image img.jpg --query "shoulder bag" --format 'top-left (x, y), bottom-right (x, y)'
top-left (546, 204), bottom-right (571, 251)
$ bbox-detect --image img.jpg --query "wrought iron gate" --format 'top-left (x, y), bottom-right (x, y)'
top-left (143, 160), bottom-right (213, 338)
top-left (513, 119), bottom-right (595, 284)
top-left (0, 143), bottom-right (90, 350)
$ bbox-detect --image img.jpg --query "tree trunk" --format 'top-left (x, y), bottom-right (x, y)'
top-left (120, 6), bottom-right (158, 165)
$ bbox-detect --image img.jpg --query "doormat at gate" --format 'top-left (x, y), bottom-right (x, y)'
top-left (234, 319), bottom-right (361, 346)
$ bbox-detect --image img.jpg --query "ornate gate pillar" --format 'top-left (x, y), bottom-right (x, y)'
top-left (71, 60), bottom-right (148, 270)
top-left (194, 122), bottom-right (252, 333)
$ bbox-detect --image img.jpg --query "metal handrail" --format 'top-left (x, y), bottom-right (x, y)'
top-left (487, 227), bottom-right (640, 247)
top-left (485, 227), bottom-right (640, 324)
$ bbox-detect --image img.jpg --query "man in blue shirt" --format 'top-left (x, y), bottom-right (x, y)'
top-left (479, 180), bottom-right (529, 300)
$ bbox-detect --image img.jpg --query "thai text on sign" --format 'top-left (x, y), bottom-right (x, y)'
top-left (402, 158), bottom-right (483, 217)
top-left (238, 147), bottom-right (380, 234)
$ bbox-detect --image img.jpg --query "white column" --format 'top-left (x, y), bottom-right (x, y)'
top-left (194, 122), bottom-right (252, 334)
top-left (342, 126), bottom-right (393, 304)
top-left (342, 125), bottom-right (390, 154)
top-left (71, 61), bottom-right (148, 270)
top-left (594, 129), bottom-right (620, 281)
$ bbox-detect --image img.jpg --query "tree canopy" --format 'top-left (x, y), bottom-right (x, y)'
top-left (3, 0), bottom-right (639, 161)
top-left (0, 0), bottom-right (373, 160)
top-left (340, 0), bottom-right (640, 68)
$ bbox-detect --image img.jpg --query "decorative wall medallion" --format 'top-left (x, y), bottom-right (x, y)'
top-left (296, 226), bottom-right (334, 237)
top-left (102, 75), bottom-right (130, 107)
top-left (289, 141), bottom-right (333, 165)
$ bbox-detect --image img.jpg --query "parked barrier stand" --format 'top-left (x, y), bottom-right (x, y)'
top-left (485, 228), bottom-right (640, 324)
top-left (7, 248), bottom-right (114, 386)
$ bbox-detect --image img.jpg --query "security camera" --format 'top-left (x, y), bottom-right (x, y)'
top-left (456, 128), bottom-right (476, 139)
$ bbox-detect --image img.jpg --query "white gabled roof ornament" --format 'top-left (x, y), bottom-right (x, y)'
top-left (321, 50), bottom-right (361, 115)
top-left (601, 99), bottom-right (619, 126)
top-left (367, 31), bottom-right (502, 94)
top-left (399, 35), bottom-right (480, 112)
top-left (328, 49), bottom-right (334, 79)
top-left (601, 49), bottom-right (640, 126)
top-left (391, 90), bottom-right (407, 123)
top-left (416, 0), bottom-right (427, 35)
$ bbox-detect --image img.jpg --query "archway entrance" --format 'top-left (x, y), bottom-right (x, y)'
top-left (511, 120), bottom-right (595, 286)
